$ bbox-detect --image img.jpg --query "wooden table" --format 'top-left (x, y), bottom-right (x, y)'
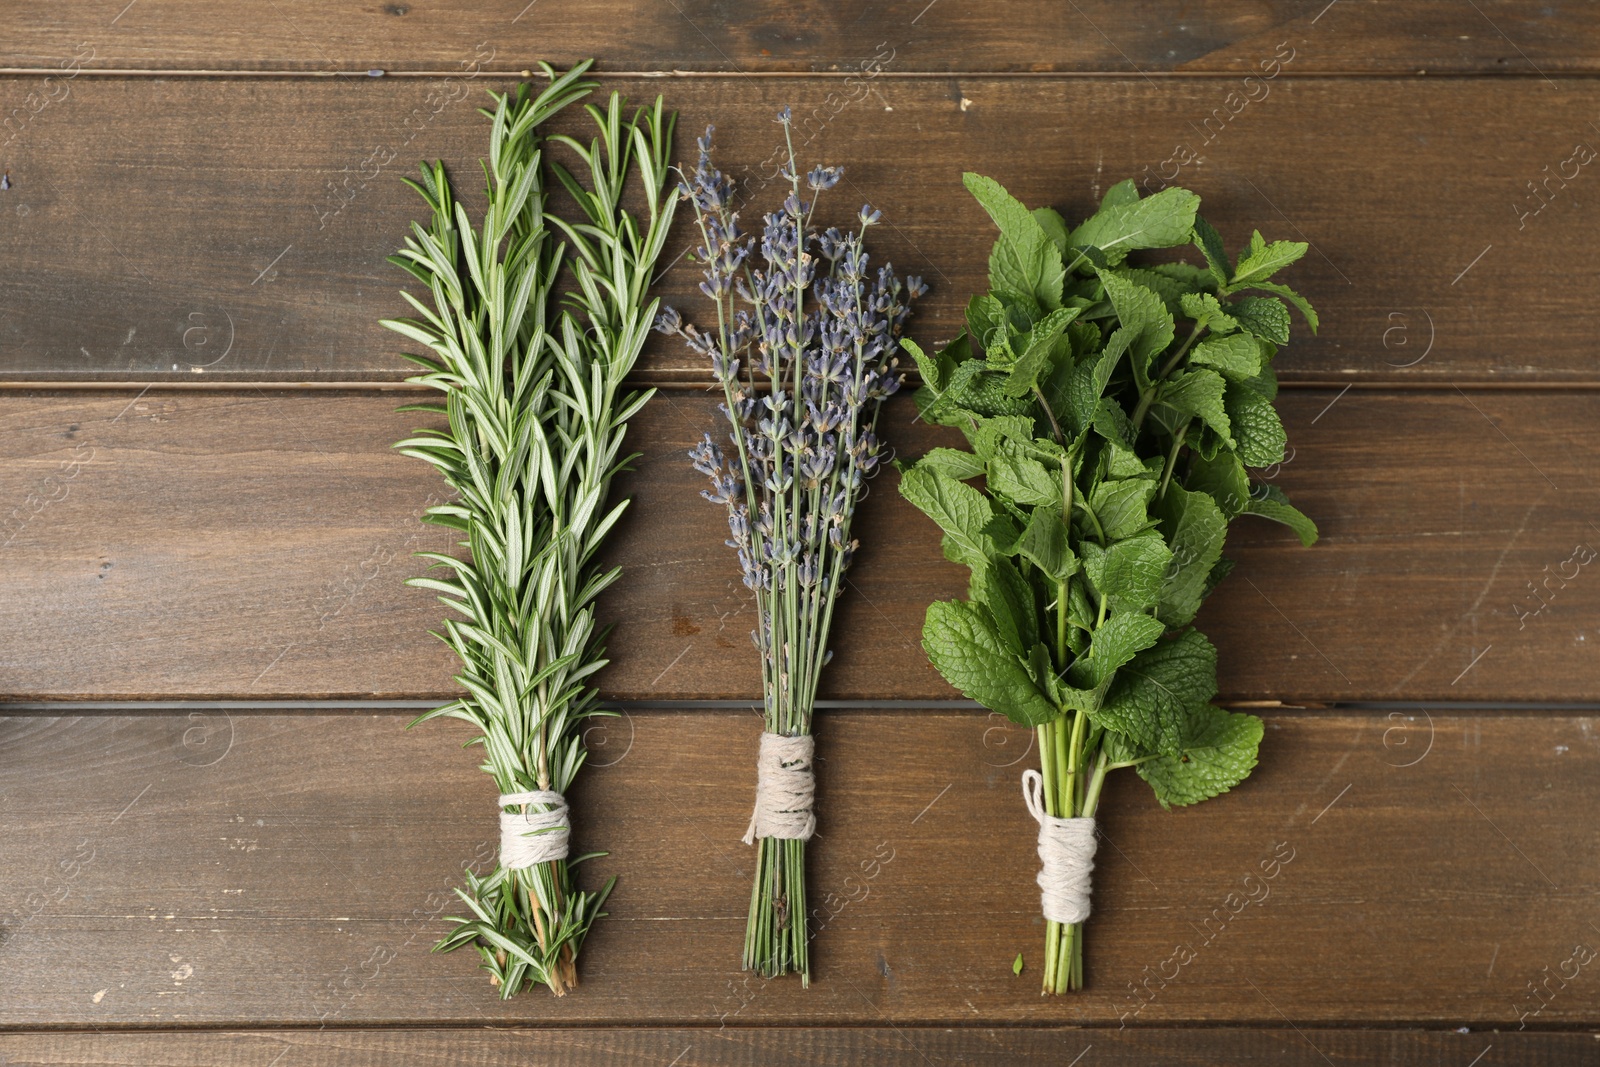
top-left (3, 3), bottom-right (1599, 1062)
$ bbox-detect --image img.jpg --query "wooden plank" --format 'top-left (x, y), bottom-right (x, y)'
top-left (4, 2), bottom-right (1597, 75)
top-left (0, 1028), bottom-right (1589, 1066)
top-left (2, 76), bottom-right (1599, 384)
top-left (3, 388), bottom-right (1600, 704)
top-left (2, 707), bottom-right (1598, 1027)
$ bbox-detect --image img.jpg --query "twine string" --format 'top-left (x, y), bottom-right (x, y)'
top-left (742, 731), bottom-right (817, 845)
top-left (499, 789), bottom-right (571, 869)
top-left (1021, 768), bottom-right (1097, 925)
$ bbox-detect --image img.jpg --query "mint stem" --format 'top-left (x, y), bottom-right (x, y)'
top-left (1131, 319), bottom-right (1206, 431)
top-left (1158, 417), bottom-right (1192, 500)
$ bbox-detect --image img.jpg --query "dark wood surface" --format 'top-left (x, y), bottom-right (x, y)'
top-left (4, 709), bottom-right (1597, 1028)
top-left (4, 2), bottom-right (1599, 1060)
top-left (0, 1029), bottom-right (1587, 1066)
top-left (2, 389), bottom-right (1597, 704)
top-left (5, 76), bottom-right (1600, 384)
top-left (3, 1), bottom-right (1596, 75)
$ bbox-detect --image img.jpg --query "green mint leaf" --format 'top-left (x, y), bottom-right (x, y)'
top-left (1067, 318), bottom-right (1104, 357)
top-left (1072, 611), bottom-right (1165, 690)
top-left (1245, 361), bottom-right (1279, 400)
top-left (1093, 397), bottom-right (1138, 453)
top-left (1191, 216), bottom-right (1231, 287)
top-left (1145, 261), bottom-right (1215, 293)
top-left (1098, 178), bottom-right (1142, 211)
top-left (916, 447), bottom-right (986, 482)
top-left (1083, 532), bottom-right (1173, 615)
top-left (1188, 334), bottom-right (1262, 382)
top-left (1244, 484), bottom-right (1319, 546)
top-left (1067, 186), bottom-right (1201, 266)
top-left (963, 172), bottom-right (1049, 252)
top-left (1099, 727), bottom-right (1146, 765)
top-left (1105, 436), bottom-right (1152, 478)
top-left (982, 511), bottom-right (1022, 555)
top-left (899, 466), bottom-right (996, 569)
top-left (1026, 641), bottom-right (1056, 695)
top-left (912, 335), bottom-right (974, 425)
top-left (1005, 306), bottom-right (1081, 398)
top-left (1013, 951), bottom-right (1025, 976)
top-left (1230, 231), bottom-right (1308, 288)
top-left (1110, 266), bottom-right (1201, 318)
top-left (1159, 368), bottom-right (1233, 443)
top-left (1179, 291), bottom-right (1240, 334)
top-left (943, 331), bottom-right (975, 366)
top-left (964, 172), bottom-right (1065, 310)
top-left (977, 557), bottom-right (1039, 653)
top-left (1037, 643), bottom-right (1102, 713)
top-left (1184, 423), bottom-right (1227, 463)
top-left (1017, 505), bottom-right (1078, 582)
top-left (1033, 207), bottom-right (1070, 256)
top-left (1070, 244), bottom-right (1111, 272)
top-left (1096, 629), bottom-right (1218, 755)
top-left (901, 337), bottom-right (950, 393)
top-left (1231, 296), bottom-right (1291, 345)
top-left (988, 445), bottom-right (1062, 508)
top-left (1224, 381), bottom-right (1287, 466)
top-left (914, 379), bottom-right (975, 427)
top-left (983, 328), bottom-right (1017, 370)
top-left (1060, 328), bottom-right (1132, 436)
top-left (912, 383), bottom-right (944, 423)
top-left (968, 414), bottom-right (1039, 460)
top-left (1185, 450), bottom-right (1251, 519)
top-left (1137, 706), bottom-right (1263, 808)
top-left (1156, 484), bottom-right (1228, 628)
top-left (1097, 270), bottom-right (1176, 368)
top-left (967, 294), bottom-right (1006, 344)
top-left (1242, 281), bottom-right (1318, 334)
top-left (1090, 476), bottom-right (1158, 541)
top-left (944, 360), bottom-right (1037, 418)
top-left (923, 599), bottom-right (1059, 727)
top-left (1067, 579), bottom-right (1095, 640)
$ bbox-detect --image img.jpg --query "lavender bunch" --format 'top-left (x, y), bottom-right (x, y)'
top-left (656, 110), bottom-right (923, 983)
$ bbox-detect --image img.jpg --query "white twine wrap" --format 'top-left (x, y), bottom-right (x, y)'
top-left (498, 789), bottom-right (571, 869)
top-left (1021, 769), bottom-right (1098, 925)
top-left (742, 732), bottom-right (817, 845)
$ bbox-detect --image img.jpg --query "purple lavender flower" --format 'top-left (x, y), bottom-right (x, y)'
top-left (806, 165), bottom-right (843, 191)
top-left (667, 101), bottom-right (924, 752)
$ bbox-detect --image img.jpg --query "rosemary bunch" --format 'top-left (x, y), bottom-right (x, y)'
top-left (657, 110), bottom-right (923, 984)
top-left (384, 61), bottom-right (677, 997)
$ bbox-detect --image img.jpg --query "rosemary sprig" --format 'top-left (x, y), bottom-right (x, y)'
top-left (383, 61), bottom-right (677, 998)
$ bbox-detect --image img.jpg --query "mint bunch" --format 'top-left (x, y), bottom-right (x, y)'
top-left (900, 172), bottom-right (1317, 993)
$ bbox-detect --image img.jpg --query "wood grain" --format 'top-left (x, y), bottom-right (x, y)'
top-left (2, 76), bottom-right (1598, 383)
top-left (2, 707), bottom-right (1596, 1027)
top-left (4, 0), bottom-right (1598, 1054)
top-left (4, 1), bottom-right (1596, 75)
top-left (0, 1028), bottom-right (1587, 1066)
top-left (3, 388), bottom-right (1598, 704)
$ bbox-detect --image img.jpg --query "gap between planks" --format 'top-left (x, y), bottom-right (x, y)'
top-left (4, 700), bottom-right (1600, 714)
top-left (0, 1022), bottom-right (1591, 1033)
top-left (8, 379), bottom-right (1600, 392)
top-left (0, 68), bottom-right (1592, 79)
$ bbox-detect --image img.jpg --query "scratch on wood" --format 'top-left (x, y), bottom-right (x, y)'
top-left (651, 644), bottom-right (693, 686)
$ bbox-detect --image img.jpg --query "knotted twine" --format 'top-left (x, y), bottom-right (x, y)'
top-left (742, 732), bottom-right (817, 845)
top-left (1021, 768), bottom-right (1098, 924)
top-left (499, 789), bottom-right (571, 869)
